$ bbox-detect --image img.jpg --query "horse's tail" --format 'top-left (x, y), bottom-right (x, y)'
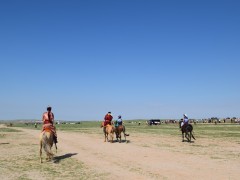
top-left (191, 131), bottom-right (196, 140)
top-left (123, 126), bottom-right (130, 136)
top-left (189, 124), bottom-right (196, 140)
top-left (41, 131), bottom-right (53, 157)
top-left (186, 124), bottom-right (196, 140)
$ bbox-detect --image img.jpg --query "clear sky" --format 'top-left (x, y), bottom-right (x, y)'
top-left (0, 0), bottom-right (239, 121)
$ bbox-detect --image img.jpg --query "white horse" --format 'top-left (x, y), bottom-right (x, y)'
top-left (39, 130), bottom-right (57, 163)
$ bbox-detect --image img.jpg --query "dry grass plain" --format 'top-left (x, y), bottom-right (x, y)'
top-left (0, 122), bottom-right (240, 180)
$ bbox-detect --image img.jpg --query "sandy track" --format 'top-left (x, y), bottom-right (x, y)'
top-left (10, 126), bottom-right (238, 180)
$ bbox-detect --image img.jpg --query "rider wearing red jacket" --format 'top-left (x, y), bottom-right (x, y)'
top-left (104, 112), bottom-right (113, 126)
top-left (42, 106), bottom-right (58, 143)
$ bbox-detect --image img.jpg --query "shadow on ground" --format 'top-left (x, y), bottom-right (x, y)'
top-left (182, 140), bottom-right (195, 143)
top-left (53, 153), bottom-right (78, 163)
top-left (112, 140), bottom-right (131, 143)
top-left (0, 143), bottom-right (10, 145)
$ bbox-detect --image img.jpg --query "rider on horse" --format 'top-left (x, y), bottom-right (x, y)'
top-left (114, 115), bottom-right (123, 127)
top-left (42, 106), bottom-right (58, 143)
top-left (104, 112), bottom-right (113, 126)
top-left (181, 114), bottom-right (189, 131)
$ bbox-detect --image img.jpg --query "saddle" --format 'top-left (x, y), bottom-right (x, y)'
top-left (42, 126), bottom-right (52, 133)
top-left (181, 124), bottom-right (192, 132)
top-left (101, 121), bottom-right (112, 128)
top-left (42, 126), bottom-right (58, 143)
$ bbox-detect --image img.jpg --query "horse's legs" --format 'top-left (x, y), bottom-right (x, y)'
top-left (189, 131), bottom-right (192, 143)
top-left (103, 127), bottom-right (107, 142)
top-left (119, 133), bottom-right (121, 143)
top-left (185, 132), bottom-right (190, 142)
top-left (107, 133), bottom-right (110, 142)
top-left (49, 145), bottom-right (53, 160)
top-left (124, 132), bottom-right (126, 143)
top-left (182, 132), bottom-right (184, 142)
top-left (123, 127), bottom-right (127, 142)
top-left (40, 140), bottom-right (43, 163)
top-left (54, 143), bottom-right (57, 154)
top-left (115, 132), bottom-right (118, 140)
top-left (110, 133), bottom-right (113, 143)
top-left (104, 133), bottom-right (107, 142)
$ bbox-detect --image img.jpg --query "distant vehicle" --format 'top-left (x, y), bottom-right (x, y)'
top-left (147, 119), bottom-right (161, 125)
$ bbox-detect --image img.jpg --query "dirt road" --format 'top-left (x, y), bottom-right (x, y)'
top-left (1, 125), bottom-right (240, 179)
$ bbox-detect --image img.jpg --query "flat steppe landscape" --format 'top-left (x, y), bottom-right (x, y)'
top-left (0, 121), bottom-right (239, 180)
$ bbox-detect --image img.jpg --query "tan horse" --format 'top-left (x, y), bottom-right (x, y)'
top-left (101, 122), bottom-right (114, 143)
top-left (39, 130), bottom-right (57, 163)
top-left (115, 125), bottom-right (129, 143)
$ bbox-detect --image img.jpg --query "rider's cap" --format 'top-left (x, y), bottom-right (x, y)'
top-left (184, 114), bottom-right (187, 117)
top-left (118, 115), bottom-right (121, 118)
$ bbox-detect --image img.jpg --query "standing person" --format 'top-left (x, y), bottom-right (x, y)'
top-left (104, 112), bottom-right (113, 126)
top-left (42, 106), bottom-right (58, 143)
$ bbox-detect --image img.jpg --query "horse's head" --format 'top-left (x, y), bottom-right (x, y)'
top-left (179, 119), bottom-right (183, 129)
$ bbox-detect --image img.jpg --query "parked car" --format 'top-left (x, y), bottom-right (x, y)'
top-left (147, 119), bottom-right (161, 125)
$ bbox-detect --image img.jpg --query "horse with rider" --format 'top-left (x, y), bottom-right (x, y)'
top-left (179, 114), bottom-right (195, 142)
top-left (101, 112), bottom-right (129, 143)
top-left (114, 115), bottom-right (129, 143)
top-left (40, 106), bottom-right (58, 163)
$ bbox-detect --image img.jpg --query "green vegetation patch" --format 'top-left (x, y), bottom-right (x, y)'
top-left (11, 121), bottom-right (240, 141)
top-left (0, 128), bottom-right (22, 132)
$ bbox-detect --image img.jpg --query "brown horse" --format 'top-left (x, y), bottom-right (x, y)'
top-left (39, 130), bottom-right (57, 163)
top-left (101, 122), bottom-right (114, 143)
top-left (115, 125), bottom-right (129, 143)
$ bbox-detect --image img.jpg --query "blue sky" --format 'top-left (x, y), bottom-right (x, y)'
top-left (0, 0), bottom-right (239, 120)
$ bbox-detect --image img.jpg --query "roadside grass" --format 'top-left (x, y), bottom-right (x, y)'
top-left (126, 122), bottom-right (240, 141)
top-left (0, 127), bottom-right (22, 139)
top-left (0, 127), bottom-right (22, 132)
top-left (8, 121), bottom-right (240, 141)
top-left (0, 130), bottom-right (107, 180)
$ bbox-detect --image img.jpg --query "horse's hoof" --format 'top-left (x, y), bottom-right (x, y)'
top-left (182, 140), bottom-right (184, 142)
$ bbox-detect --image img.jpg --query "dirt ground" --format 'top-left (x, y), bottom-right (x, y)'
top-left (0, 124), bottom-right (240, 180)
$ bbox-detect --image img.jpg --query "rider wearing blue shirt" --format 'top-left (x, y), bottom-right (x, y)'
top-left (183, 114), bottom-right (189, 124)
top-left (115, 115), bottom-right (123, 127)
top-left (181, 114), bottom-right (189, 130)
